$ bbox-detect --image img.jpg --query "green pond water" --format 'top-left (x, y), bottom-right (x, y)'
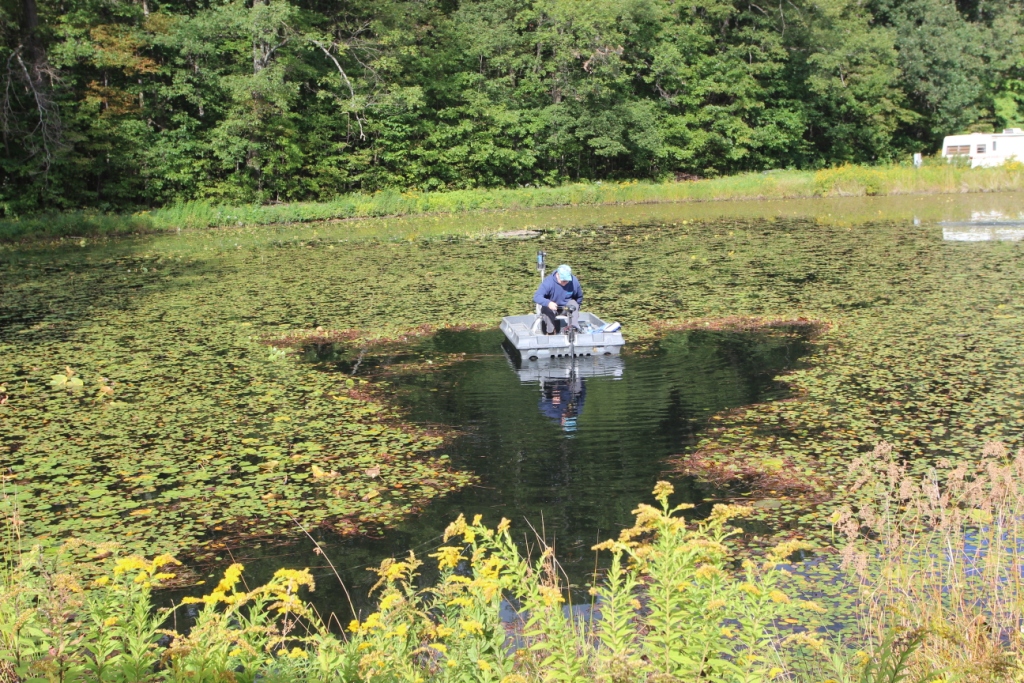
top-left (3, 191), bottom-right (1024, 622)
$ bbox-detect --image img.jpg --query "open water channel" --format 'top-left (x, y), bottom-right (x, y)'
top-left (201, 326), bottom-right (813, 617)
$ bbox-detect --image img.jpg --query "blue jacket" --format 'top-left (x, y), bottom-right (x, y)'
top-left (533, 273), bottom-right (583, 308)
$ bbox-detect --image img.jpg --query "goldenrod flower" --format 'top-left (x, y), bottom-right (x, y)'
top-left (459, 619), bottom-right (484, 635)
top-left (443, 515), bottom-right (467, 542)
top-left (379, 593), bottom-right (403, 611)
top-left (652, 481), bottom-right (674, 502)
top-left (431, 546), bottom-right (464, 570)
top-left (694, 565), bottom-right (723, 581)
top-left (539, 586), bottom-right (564, 607)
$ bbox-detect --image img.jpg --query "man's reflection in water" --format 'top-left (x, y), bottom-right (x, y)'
top-left (539, 376), bottom-right (586, 432)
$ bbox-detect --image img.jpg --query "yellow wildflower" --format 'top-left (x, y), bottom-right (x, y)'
top-left (432, 546), bottom-right (464, 570)
top-left (150, 554), bottom-right (181, 571)
top-left (459, 619), bottom-right (484, 636)
top-left (769, 590), bottom-right (791, 604)
top-left (708, 504), bottom-right (754, 525)
top-left (706, 599), bottom-right (727, 611)
top-left (429, 643), bottom-right (447, 654)
top-left (800, 600), bottom-right (827, 613)
top-left (447, 597), bottom-right (473, 608)
top-left (768, 539), bottom-right (814, 562)
top-left (287, 647), bottom-right (307, 659)
top-left (720, 626), bottom-right (736, 638)
top-left (694, 565), bottom-right (723, 582)
top-left (539, 586), bottom-right (564, 607)
top-left (443, 515), bottom-right (467, 542)
top-left (393, 623), bottom-right (409, 637)
top-left (229, 648), bottom-right (242, 657)
top-left (738, 583), bottom-right (761, 597)
top-left (379, 593), bottom-right (403, 611)
top-left (479, 556), bottom-right (503, 580)
top-left (652, 480), bottom-right (674, 502)
top-left (348, 620), bottom-right (360, 632)
top-left (102, 616), bottom-right (118, 627)
top-left (435, 625), bottom-right (454, 638)
top-left (472, 514), bottom-right (483, 526)
top-left (478, 659), bottom-right (492, 672)
top-left (93, 576), bottom-right (110, 588)
top-left (272, 567), bottom-right (315, 593)
top-left (113, 556), bottom-right (149, 575)
top-left (214, 563), bottom-right (244, 594)
top-left (362, 613), bottom-right (382, 631)
top-left (768, 667), bottom-right (783, 679)
top-left (497, 518), bottom-right (511, 534)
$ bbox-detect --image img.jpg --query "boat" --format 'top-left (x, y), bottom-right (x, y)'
top-left (500, 251), bottom-right (625, 361)
top-left (504, 351), bottom-right (625, 382)
top-left (500, 312), bottom-right (625, 360)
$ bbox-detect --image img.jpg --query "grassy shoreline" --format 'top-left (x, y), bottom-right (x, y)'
top-left (3, 162), bottom-right (1023, 242)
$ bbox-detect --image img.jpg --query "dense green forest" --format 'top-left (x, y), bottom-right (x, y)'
top-left (0, 0), bottom-right (1021, 212)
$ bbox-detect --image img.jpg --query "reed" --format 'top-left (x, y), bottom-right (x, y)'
top-left (834, 441), bottom-right (1024, 683)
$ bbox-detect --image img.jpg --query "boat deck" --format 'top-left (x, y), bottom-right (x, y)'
top-left (500, 312), bottom-right (624, 361)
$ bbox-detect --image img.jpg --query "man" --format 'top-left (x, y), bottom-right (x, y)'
top-left (533, 264), bottom-right (583, 335)
top-left (539, 377), bottom-right (586, 433)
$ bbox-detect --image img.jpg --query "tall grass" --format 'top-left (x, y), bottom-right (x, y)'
top-left (834, 441), bottom-right (1024, 683)
top-left (3, 162), bottom-right (1024, 242)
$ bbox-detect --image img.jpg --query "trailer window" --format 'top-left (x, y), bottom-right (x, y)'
top-left (977, 144), bottom-right (986, 154)
top-left (946, 145), bottom-right (971, 155)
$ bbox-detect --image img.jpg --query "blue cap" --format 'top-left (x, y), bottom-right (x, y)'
top-left (556, 264), bottom-right (572, 281)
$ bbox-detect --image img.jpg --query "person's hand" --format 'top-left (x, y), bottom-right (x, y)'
top-left (548, 301), bottom-right (558, 311)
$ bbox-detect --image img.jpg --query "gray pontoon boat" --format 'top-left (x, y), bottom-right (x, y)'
top-left (500, 251), bottom-right (625, 361)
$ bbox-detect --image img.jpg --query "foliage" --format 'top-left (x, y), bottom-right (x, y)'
top-left (0, 0), bottom-right (1022, 213)
top-left (834, 441), bottom-right (1024, 683)
top-left (4, 163), bottom-right (1024, 242)
top-left (0, 483), bottom-right (840, 682)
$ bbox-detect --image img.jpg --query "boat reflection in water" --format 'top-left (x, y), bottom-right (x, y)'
top-left (941, 211), bottom-right (1024, 241)
top-left (503, 345), bottom-right (624, 434)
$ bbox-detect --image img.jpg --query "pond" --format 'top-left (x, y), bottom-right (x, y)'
top-left (179, 326), bottom-right (812, 617)
top-left (3, 191), bottom-right (1024, 624)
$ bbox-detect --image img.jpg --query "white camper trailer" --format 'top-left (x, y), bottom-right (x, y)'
top-left (941, 129), bottom-right (1024, 167)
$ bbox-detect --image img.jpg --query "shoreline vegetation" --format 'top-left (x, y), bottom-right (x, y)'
top-left (5, 452), bottom-right (1021, 683)
top-left (3, 162), bottom-right (1023, 243)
